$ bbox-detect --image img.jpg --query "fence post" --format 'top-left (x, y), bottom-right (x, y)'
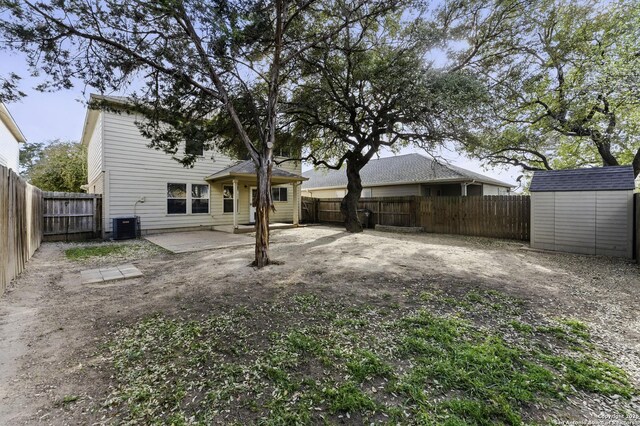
top-left (92, 195), bottom-right (98, 237)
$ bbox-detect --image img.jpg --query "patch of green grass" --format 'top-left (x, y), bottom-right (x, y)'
top-left (65, 241), bottom-right (166, 260)
top-left (65, 244), bottom-right (129, 259)
top-left (346, 350), bottom-right (392, 382)
top-left (56, 394), bottom-right (80, 407)
top-left (322, 382), bottom-right (378, 414)
top-left (442, 297), bottom-right (472, 309)
top-left (536, 321), bottom-right (592, 350)
top-left (540, 354), bottom-right (633, 397)
top-left (285, 329), bottom-right (324, 355)
top-left (292, 293), bottom-right (319, 310)
top-left (435, 398), bottom-right (520, 426)
top-left (509, 320), bottom-right (534, 334)
top-left (465, 291), bottom-right (485, 303)
top-left (559, 318), bottom-right (591, 340)
top-left (103, 293), bottom-right (636, 424)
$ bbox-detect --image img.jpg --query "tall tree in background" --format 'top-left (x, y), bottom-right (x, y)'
top-left (0, 0), bottom-right (395, 266)
top-left (18, 141), bottom-right (44, 177)
top-left (286, 3), bottom-right (512, 232)
top-left (22, 140), bottom-right (87, 192)
top-left (455, 0), bottom-right (640, 176)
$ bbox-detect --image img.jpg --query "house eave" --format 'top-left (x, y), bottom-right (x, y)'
top-left (0, 103), bottom-right (27, 143)
top-left (80, 108), bottom-right (100, 146)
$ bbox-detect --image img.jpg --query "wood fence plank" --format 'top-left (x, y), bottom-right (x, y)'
top-left (0, 166), bottom-right (44, 297)
top-left (43, 192), bottom-right (102, 239)
top-left (304, 194), bottom-right (530, 241)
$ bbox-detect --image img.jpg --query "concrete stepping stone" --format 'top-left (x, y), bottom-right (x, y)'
top-left (80, 264), bottom-right (143, 284)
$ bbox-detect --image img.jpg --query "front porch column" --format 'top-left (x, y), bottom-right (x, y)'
top-left (292, 182), bottom-right (299, 226)
top-left (232, 179), bottom-right (238, 230)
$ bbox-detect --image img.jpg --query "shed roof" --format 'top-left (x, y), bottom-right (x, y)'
top-left (302, 153), bottom-right (512, 190)
top-left (529, 166), bottom-right (636, 192)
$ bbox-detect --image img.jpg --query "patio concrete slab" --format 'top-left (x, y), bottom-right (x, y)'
top-left (145, 230), bottom-right (255, 254)
top-left (80, 264), bottom-right (143, 284)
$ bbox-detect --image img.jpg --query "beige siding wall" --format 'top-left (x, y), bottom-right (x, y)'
top-left (209, 181), bottom-right (250, 226)
top-left (0, 120), bottom-right (19, 172)
top-left (531, 192), bottom-right (555, 251)
top-left (371, 184), bottom-right (420, 197)
top-left (595, 191), bottom-right (633, 257)
top-left (302, 184), bottom-right (420, 198)
top-left (88, 174), bottom-right (104, 195)
top-left (482, 184), bottom-right (510, 195)
top-left (271, 183), bottom-right (297, 222)
top-left (87, 113), bottom-right (103, 187)
top-left (531, 190), bottom-right (633, 258)
top-left (101, 110), bottom-right (301, 234)
top-left (209, 181), bottom-right (297, 226)
top-left (301, 188), bottom-right (344, 198)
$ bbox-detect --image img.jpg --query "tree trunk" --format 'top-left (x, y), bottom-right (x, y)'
top-left (254, 159), bottom-right (272, 267)
top-left (632, 148), bottom-right (640, 178)
top-left (340, 159), bottom-right (364, 233)
top-left (592, 134), bottom-right (619, 167)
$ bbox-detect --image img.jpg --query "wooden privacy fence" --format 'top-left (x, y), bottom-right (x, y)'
top-left (421, 196), bottom-right (530, 241)
top-left (302, 195), bottom-right (531, 241)
top-left (43, 192), bottom-right (102, 241)
top-left (1, 165), bottom-right (43, 296)
top-left (307, 196), bottom-right (420, 227)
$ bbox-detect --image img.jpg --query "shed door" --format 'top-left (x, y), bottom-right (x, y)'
top-left (553, 191), bottom-right (596, 255)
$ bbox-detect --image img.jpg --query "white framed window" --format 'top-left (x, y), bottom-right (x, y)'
top-left (271, 187), bottom-right (288, 202)
top-left (167, 183), bottom-right (187, 214)
top-left (167, 183), bottom-right (209, 215)
top-left (223, 185), bottom-right (235, 213)
top-left (191, 184), bottom-right (210, 214)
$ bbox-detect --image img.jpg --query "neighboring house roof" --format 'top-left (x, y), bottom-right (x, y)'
top-left (0, 102), bottom-right (27, 143)
top-left (206, 160), bottom-right (308, 184)
top-left (529, 166), bottom-right (636, 192)
top-left (302, 153), bottom-right (512, 190)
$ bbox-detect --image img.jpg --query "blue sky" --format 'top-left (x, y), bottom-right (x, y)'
top-left (0, 50), bottom-right (523, 189)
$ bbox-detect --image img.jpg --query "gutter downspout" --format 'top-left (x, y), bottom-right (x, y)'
top-left (461, 180), bottom-right (477, 196)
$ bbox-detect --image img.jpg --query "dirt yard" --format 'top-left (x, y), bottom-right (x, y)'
top-left (0, 226), bottom-right (638, 424)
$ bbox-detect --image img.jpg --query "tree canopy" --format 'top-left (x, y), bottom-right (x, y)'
top-left (284, 3), bottom-right (508, 231)
top-left (20, 140), bottom-right (87, 192)
top-left (456, 0), bottom-right (640, 176)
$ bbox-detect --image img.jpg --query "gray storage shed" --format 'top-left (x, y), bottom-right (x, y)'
top-left (530, 166), bottom-right (636, 258)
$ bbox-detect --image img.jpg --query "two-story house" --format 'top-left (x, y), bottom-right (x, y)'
top-left (81, 95), bottom-right (306, 238)
top-left (0, 102), bottom-right (26, 172)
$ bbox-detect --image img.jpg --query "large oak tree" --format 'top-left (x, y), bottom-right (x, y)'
top-left (455, 0), bottom-right (640, 176)
top-left (285, 2), bottom-right (515, 232)
top-left (0, 0), bottom-right (396, 265)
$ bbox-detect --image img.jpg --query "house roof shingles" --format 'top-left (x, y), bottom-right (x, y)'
top-left (529, 166), bottom-right (636, 192)
top-left (302, 153), bottom-right (512, 189)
